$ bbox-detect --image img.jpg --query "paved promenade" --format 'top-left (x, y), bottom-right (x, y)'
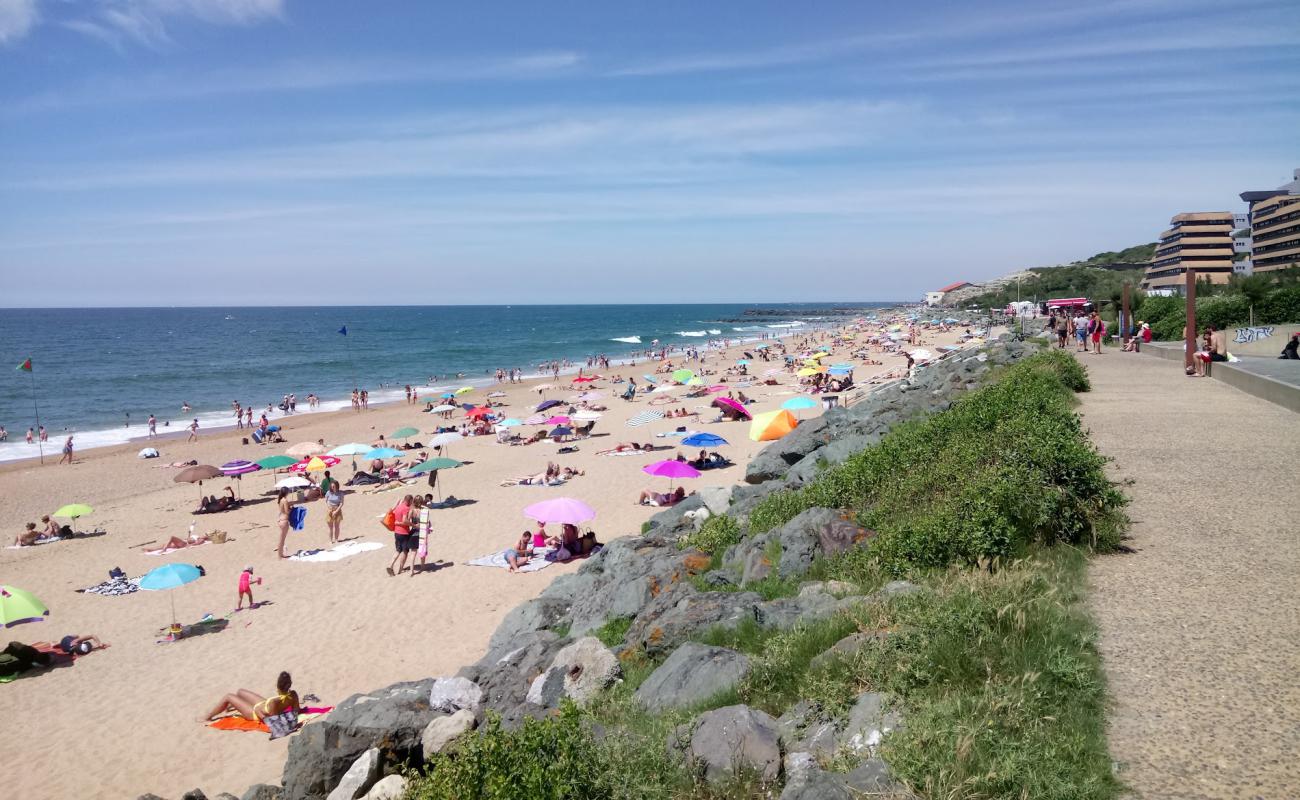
top-left (1076, 352), bottom-right (1300, 799)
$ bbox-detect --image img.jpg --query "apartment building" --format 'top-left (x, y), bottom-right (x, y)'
top-left (1239, 168), bottom-right (1300, 276)
top-left (1141, 211), bottom-right (1236, 291)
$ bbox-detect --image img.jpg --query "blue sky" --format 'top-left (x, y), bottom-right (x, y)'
top-left (1, 0), bottom-right (1298, 306)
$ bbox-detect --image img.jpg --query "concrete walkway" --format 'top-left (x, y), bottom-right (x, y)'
top-left (1076, 352), bottom-right (1300, 799)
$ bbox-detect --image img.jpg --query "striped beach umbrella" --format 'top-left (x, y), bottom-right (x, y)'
top-left (221, 460), bottom-right (261, 476)
top-left (627, 410), bottom-right (665, 427)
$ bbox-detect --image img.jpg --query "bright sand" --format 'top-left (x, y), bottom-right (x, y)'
top-left (0, 324), bottom-right (968, 799)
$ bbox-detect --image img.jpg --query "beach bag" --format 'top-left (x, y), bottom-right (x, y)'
top-left (288, 507), bottom-right (307, 531)
top-left (381, 509), bottom-right (396, 531)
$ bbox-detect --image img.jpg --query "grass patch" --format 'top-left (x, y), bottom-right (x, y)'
top-left (592, 616), bottom-right (632, 648)
top-left (677, 514), bottom-right (742, 557)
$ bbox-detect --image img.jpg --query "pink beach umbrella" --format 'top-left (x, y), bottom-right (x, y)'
top-left (712, 396), bottom-right (752, 420)
top-left (642, 459), bottom-right (701, 489)
top-left (523, 497), bottom-right (597, 525)
top-left (546, 415), bottom-right (571, 425)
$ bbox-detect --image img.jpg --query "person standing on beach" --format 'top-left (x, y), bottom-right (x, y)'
top-left (275, 488), bottom-right (293, 559)
top-left (324, 479), bottom-right (343, 544)
top-left (148, 414), bottom-right (157, 438)
top-left (39, 425), bottom-right (47, 442)
top-left (188, 418), bottom-right (200, 442)
top-left (59, 435), bottom-right (73, 465)
top-left (386, 494), bottom-right (414, 576)
top-left (26, 427), bottom-right (34, 444)
top-left (0, 426), bottom-right (6, 441)
top-left (245, 406), bottom-right (253, 428)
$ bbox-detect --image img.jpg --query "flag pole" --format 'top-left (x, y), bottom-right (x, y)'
top-left (26, 360), bottom-right (44, 464)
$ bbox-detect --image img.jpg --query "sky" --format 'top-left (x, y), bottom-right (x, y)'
top-left (1, 0), bottom-right (1298, 307)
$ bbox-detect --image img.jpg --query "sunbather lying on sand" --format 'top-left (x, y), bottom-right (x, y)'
top-left (596, 442), bottom-right (656, 455)
top-left (637, 486), bottom-right (687, 507)
top-left (31, 634), bottom-right (108, 657)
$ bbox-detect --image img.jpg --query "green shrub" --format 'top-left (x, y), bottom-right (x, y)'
top-left (676, 514), bottom-right (741, 556)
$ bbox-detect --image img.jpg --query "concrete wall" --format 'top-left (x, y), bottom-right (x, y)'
top-left (1227, 324), bottom-right (1300, 357)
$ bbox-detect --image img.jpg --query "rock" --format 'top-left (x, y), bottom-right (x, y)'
top-left (699, 569), bottom-right (736, 588)
top-left (779, 753), bottom-right (854, 800)
top-left (798, 580), bottom-right (857, 599)
top-left (457, 630), bottom-right (566, 724)
top-left (755, 592), bottom-right (856, 630)
top-left (636, 643), bottom-right (752, 712)
top-left (882, 580), bottom-right (921, 596)
top-left (281, 679), bottom-right (436, 800)
top-left (843, 758), bottom-right (899, 793)
top-left (525, 664), bottom-right (567, 708)
top-left (428, 677), bottom-right (484, 714)
top-left (360, 776), bottom-right (407, 800)
top-left (696, 485), bottom-right (733, 516)
top-left (487, 597), bottom-right (572, 651)
top-left (550, 637), bottom-right (622, 704)
top-left (740, 536), bottom-right (774, 583)
top-left (775, 701), bottom-right (838, 759)
top-left (627, 589), bottom-right (762, 656)
top-left (137, 795), bottom-right (168, 800)
top-left (688, 705), bottom-right (783, 784)
top-left (421, 709), bottom-right (477, 759)
top-left (215, 794), bottom-right (241, 800)
top-left (325, 748), bottom-right (380, 800)
top-left (182, 791), bottom-right (209, 800)
top-left (808, 631), bottom-right (886, 672)
top-left (241, 785), bottom-right (281, 800)
top-left (818, 432), bottom-right (881, 467)
top-left (842, 692), bottom-right (901, 756)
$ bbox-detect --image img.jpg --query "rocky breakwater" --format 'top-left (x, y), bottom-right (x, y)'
top-left (187, 336), bottom-right (1039, 800)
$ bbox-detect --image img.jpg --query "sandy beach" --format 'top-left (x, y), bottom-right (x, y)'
top-left (0, 321), bottom-right (971, 799)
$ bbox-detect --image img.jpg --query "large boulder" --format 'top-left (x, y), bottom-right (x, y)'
top-left (627, 588), bottom-right (762, 656)
top-left (457, 630), bottom-right (565, 723)
top-left (779, 752), bottom-right (854, 800)
top-left (688, 705), bottom-right (783, 784)
top-left (775, 701), bottom-right (839, 759)
top-left (696, 485), bottom-right (733, 516)
top-left (325, 748), bottom-right (380, 800)
top-left (486, 597), bottom-right (572, 651)
top-left (360, 776), bottom-right (406, 800)
top-left (421, 709), bottom-right (477, 759)
top-left (755, 591), bottom-right (857, 630)
top-left (241, 786), bottom-right (281, 800)
top-left (281, 680), bottom-right (436, 800)
top-left (427, 677), bottom-right (484, 714)
top-left (636, 643), bottom-right (751, 712)
top-left (525, 637), bottom-right (621, 709)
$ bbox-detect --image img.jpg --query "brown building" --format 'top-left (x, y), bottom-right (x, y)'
top-left (1246, 193), bottom-right (1300, 275)
top-left (1141, 212), bottom-right (1236, 291)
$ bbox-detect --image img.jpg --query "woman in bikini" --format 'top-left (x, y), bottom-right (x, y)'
top-left (274, 488), bottom-right (292, 559)
top-left (201, 670), bottom-right (301, 724)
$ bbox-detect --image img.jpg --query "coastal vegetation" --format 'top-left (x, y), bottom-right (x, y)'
top-left (400, 349), bottom-right (1126, 800)
top-left (1134, 269), bottom-right (1300, 340)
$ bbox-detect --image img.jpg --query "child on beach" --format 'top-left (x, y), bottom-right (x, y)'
top-left (237, 566), bottom-right (262, 610)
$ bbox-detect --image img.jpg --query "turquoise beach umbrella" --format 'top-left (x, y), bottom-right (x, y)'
top-left (782, 397), bottom-right (818, 411)
top-left (364, 448), bottom-right (403, 460)
top-left (140, 563), bottom-right (203, 628)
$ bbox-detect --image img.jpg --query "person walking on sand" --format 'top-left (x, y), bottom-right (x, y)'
top-left (412, 495), bottom-right (431, 576)
top-left (59, 435), bottom-right (74, 465)
top-left (147, 414), bottom-right (157, 438)
top-left (274, 488), bottom-right (293, 559)
top-left (386, 494), bottom-right (414, 576)
top-left (236, 566), bottom-right (262, 610)
top-left (187, 418), bottom-right (200, 442)
top-left (324, 479), bottom-right (344, 544)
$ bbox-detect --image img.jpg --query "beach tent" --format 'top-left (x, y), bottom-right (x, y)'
top-left (749, 409), bottom-right (798, 442)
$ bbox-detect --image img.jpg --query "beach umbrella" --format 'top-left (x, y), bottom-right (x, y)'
top-left (523, 497), bottom-right (596, 525)
top-left (139, 563), bottom-right (203, 630)
top-left (712, 397), bottom-right (752, 420)
top-left (410, 457), bottom-right (463, 474)
top-left (641, 375), bottom-right (658, 384)
top-left (782, 397), bottom-right (819, 412)
top-left (671, 368), bottom-right (694, 383)
top-left (498, 418), bottom-right (522, 428)
top-left (749, 409), bottom-right (798, 442)
top-left (174, 464), bottom-right (223, 501)
top-left (642, 459), bottom-right (701, 489)
top-left (275, 476), bottom-right (311, 490)
top-left (524, 414), bottom-right (547, 425)
top-left (53, 503), bottom-right (94, 520)
top-left (430, 404), bottom-right (457, 414)
top-left (428, 431), bottom-right (463, 448)
top-left (459, 402), bottom-right (477, 411)
top-left (440, 393), bottom-right (455, 399)
top-left (682, 432), bottom-right (729, 448)
top-left (735, 359), bottom-right (749, 366)
top-left (550, 425), bottom-right (573, 437)
top-left (533, 384), bottom-right (555, 393)
top-left (328, 443), bottom-right (372, 457)
top-left (286, 442), bottom-right (325, 457)
top-left (392, 426), bottom-right (420, 441)
top-left (627, 409), bottom-right (665, 427)
top-left (255, 454), bottom-right (298, 470)
top-left (546, 415), bottom-right (571, 425)
top-left (0, 585), bottom-right (49, 628)
top-left (571, 410), bottom-right (602, 421)
top-left (362, 448), bottom-right (402, 461)
top-left (796, 367), bottom-right (825, 377)
top-left (466, 406), bottom-right (492, 419)
top-left (707, 385), bottom-right (728, 393)
top-left (455, 387), bottom-right (474, 395)
top-left (571, 376), bottom-right (596, 383)
top-left (221, 460), bottom-right (260, 476)
top-left (685, 377), bottom-right (704, 386)
top-left (828, 367), bottom-right (852, 376)
top-left (652, 384), bottom-right (676, 393)
top-left (755, 343), bottom-right (769, 349)
top-left (537, 399), bottom-right (563, 412)
top-left (289, 455), bottom-right (341, 474)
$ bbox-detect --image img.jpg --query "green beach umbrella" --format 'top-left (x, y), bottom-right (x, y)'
top-left (255, 455), bottom-right (298, 470)
top-left (53, 503), bottom-right (93, 519)
top-left (392, 426), bottom-right (420, 440)
top-left (685, 376), bottom-right (704, 386)
top-left (0, 585), bottom-right (49, 628)
top-left (410, 457), bottom-right (463, 474)
top-left (671, 368), bottom-right (694, 383)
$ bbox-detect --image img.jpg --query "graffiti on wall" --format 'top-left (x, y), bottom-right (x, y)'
top-left (1233, 326), bottom-right (1275, 344)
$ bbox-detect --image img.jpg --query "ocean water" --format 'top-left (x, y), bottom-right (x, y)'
top-left (0, 303), bottom-right (892, 461)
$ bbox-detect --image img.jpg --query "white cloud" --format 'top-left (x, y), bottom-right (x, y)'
top-left (0, 0), bottom-right (37, 45)
top-left (65, 0), bottom-right (284, 48)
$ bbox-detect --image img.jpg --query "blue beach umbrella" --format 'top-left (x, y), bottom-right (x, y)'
top-left (736, 359), bottom-right (749, 365)
top-left (498, 418), bottom-right (522, 428)
top-left (642, 375), bottom-right (658, 384)
top-left (364, 447), bottom-right (403, 460)
top-left (828, 368), bottom-right (852, 376)
top-left (140, 563), bottom-right (203, 628)
top-left (682, 432), bottom-right (729, 448)
top-left (782, 397), bottom-right (819, 411)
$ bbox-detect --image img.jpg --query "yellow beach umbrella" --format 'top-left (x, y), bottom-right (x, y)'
top-left (796, 366), bottom-right (827, 377)
top-left (749, 409), bottom-right (798, 442)
top-left (455, 387), bottom-right (474, 395)
top-left (303, 456), bottom-right (329, 472)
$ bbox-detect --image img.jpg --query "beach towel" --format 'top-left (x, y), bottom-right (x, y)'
top-left (289, 506), bottom-right (307, 530)
top-left (287, 540), bottom-right (383, 563)
top-left (467, 547), bottom-right (555, 573)
top-left (6, 537), bottom-right (59, 549)
top-left (207, 706), bottom-right (333, 734)
top-left (78, 576), bottom-right (142, 596)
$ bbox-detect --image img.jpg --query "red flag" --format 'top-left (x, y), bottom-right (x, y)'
top-left (16, 358), bottom-right (31, 372)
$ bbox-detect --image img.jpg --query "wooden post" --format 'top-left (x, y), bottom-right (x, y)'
top-left (1121, 283), bottom-right (1131, 343)
top-left (1184, 269), bottom-right (1197, 370)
